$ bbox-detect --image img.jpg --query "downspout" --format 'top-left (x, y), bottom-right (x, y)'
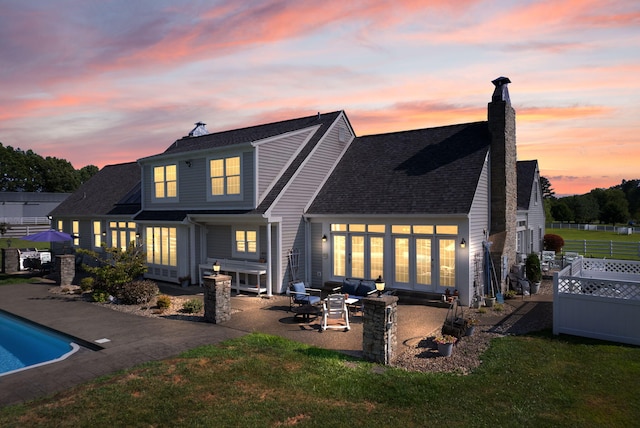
top-left (266, 222), bottom-right (272, 296)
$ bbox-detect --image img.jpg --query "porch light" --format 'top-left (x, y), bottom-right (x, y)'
top-left (102, 231), bottom-right (106, 237)
top-left (460, 238), bottom-right (466, 249)
top-left (136, 232), bottom-right (141, 239)
top-left (375, 275), bottom-right (385, 297)
top-left (213, 260), bottom-right (220, 275)
top-left (322, 234), bottom-right (327, 243)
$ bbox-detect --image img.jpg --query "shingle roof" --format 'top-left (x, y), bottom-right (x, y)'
top-left (162, 111), bottom-right (344, 155)
top-left (49, 162), bottom-right (141, 217)
top-left (307, 122), bottom-right (491, 215)
top-left (517, 160), bottom-right (538, 210)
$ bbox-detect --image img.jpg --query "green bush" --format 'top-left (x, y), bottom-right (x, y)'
top-left (91, 290), bottom-right (110, 303)
top-left (115, 280), bottom-right (159, 305)
top-left (181, 298), bottom-right (204, 314)
top-left (80, 276), bottom-right (95, 292)
top-left (525, 253), bottom-right (542, 283)
top-left (77, 243), bottom-right (147, 292)
top-left (156, 294), bottom-right (172, 310)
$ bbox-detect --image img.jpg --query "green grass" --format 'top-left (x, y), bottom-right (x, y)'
top-left (548, 228), bottom-right (639, 243)
top-left (1, 332), bottom-right (638, 427)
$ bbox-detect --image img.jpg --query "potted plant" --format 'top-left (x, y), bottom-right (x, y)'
top-left (178, 275), bottom-right (191, 288)
top-left (465, 318), bottom-right (478, 336)
top-left (433, 334), bottom-right (457, 357)
top-left (525, 253), bottom-right (542, 294)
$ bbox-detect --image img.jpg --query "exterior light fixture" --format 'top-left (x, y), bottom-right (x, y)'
top-left (375, 275), bottom-right (385, 297)
top-left (102, 231), bottom-right (106, 237)
top-left (213, 260), bottom-right (221, 276)
top-left (322, 234), bottom-right (327, 243)
top-left (460, 238), bottom-right (466, 249)
top-left (136, 232), bottom-right (141, 239)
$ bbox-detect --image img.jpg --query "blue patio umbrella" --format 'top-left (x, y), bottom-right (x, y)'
top-left (21, 229), bottom-right (73, 242)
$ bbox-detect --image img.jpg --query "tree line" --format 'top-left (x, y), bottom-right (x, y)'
top-left (0, 143), bottom-right (98, 193)
top-left (542, 177), bottom-right (640, 225)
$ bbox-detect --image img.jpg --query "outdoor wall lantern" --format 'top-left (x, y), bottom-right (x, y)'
top-left (460, 238), bottom-right (466, 249)
top-left (136, 232), bottom-right (141, 239)
top-left (375, 275), bottom-right (385, 297)
top-left (185, 160), bottom-right (192, 167)
top-left (102, 230), bottom-right (106, 237)
top-left (322, 234), bottom-right (327, 243)
top-left (213, 260), bottom-right (221, 276)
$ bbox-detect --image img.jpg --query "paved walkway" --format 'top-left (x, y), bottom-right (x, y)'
top-left (0, 279), bottom-right (551, 407)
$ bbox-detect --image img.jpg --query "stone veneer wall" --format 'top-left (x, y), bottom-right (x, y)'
top-left (488, 94), bottom-right (518, 288)
top-left (362, 295), bottom-right (398, 364)
top-left (203, 274), bottom-right (231, 324)
top-left (1, 248), bottom-right (20, 273)
top-left (55, 254), bottom-right (75, 286)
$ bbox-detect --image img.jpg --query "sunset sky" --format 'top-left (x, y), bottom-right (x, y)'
top-left (1, 0), bottom-right (638, 196)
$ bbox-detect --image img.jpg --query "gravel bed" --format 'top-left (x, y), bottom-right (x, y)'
top-left (392, 279), bottom-right (553, 374)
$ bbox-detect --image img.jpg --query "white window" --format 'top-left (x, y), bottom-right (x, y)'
top-left (233, 228), bottom-right (258, 258)
top-left (331, 224), bottom-right (385, 279)
top-left (145, 226), bottom-right (177, 267)
top-left (209, 156), bottom-right (241, 196)
top-left (153, 165), bottom-right (177, 200)
top-left (72, 221), bottom-right (79, 246)
top-left (93, 221), bottom-right (102, 248)
top-left (110, 221), bottom-right (138, 251)
top-left (57, 220), bottom-right (63, 232)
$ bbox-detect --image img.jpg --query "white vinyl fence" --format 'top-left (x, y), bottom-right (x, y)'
top-left (553, 258), bottom-right (640, 346)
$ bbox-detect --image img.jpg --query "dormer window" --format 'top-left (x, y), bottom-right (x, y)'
top-left (153, 164), bottom-right (177, 200)
top-left (209, 156), bottom-right (241, 197)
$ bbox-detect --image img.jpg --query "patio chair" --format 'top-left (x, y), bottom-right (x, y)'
top-left (321, 294), bottom-right (350, 331)
top-left (288, 281), bottom-right (322, 311)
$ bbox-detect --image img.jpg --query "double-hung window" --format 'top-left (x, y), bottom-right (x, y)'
top-left (210, 156), bottom-right (241, 197)
top-left (153, 164), bottom-right (177, 200)
top-left (233, 228), bottom-right (257, 258)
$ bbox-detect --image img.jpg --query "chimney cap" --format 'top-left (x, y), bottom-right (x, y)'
top-left (188, 121), bottom-right (208, 137)
top-left (491, 76), bottom-right (511, 102)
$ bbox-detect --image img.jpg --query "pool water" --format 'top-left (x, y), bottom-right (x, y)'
top-left (0, 311), bottom-right (79, 377)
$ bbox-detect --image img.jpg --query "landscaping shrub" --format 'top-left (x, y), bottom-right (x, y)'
top-left (115, 279), bottom-right (159, 305)
top-left (543, 233), bottom-right (565, 252)
top-left (156, 294), bottom-right (172, 310)
top-left (76, 243), bottom-right (147, 292)
top-left (181, 298), bottom-right (204, 314)
top-left (92, 290), bottom-right (110, 303)
top-left (80, 276), bottom-right (95, 292)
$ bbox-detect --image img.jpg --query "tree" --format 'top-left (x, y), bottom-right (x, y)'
top-left (540, 176), bottom-right (555, 199)
top-left (0, 142), bottom-right (98, 192)
top-left (551, 200), bottom-right (573, 222)
top-left (571, 195), bottom-right (599, 224)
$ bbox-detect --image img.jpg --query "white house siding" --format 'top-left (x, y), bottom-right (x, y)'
top-left (467, 156), bottom-right (491, 304)
top-left (526, 168), bottom-right (545, 254)
top-left (310, 222), bottom-right (324, 288)
top-left (255, 128), bottom-right (317, 204)
top-left (268, 115), bottom-right (353, 293)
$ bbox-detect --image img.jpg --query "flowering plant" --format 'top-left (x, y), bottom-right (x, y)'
top-left (433, 334), bottom-right (457, 345)
top-left (466, 317), bottom-right (478, 326)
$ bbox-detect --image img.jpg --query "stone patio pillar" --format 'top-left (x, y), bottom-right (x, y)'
top-left (203, 274), bottom-right (232, 324)
top-left (55, 254), bottom-right (75, 286)
top-left (1, 248), bottom-right (20, 274)
top-left (362, 295), bottom-right (399, 364)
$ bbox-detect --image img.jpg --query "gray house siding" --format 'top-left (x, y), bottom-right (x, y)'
top-left (467, 156), bottom-right (491, 301)
top-left (255, 127), bottom-right (317, 203)
top-left (140, 150), bottom-right (255, 210)
top-left (268, 114), bottom-right (353, 293)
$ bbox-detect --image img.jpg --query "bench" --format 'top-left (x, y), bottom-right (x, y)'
top-left (199, 258), bottom-right (267, 295)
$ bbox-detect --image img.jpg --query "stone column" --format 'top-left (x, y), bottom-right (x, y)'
top-left (203, 274), bottom-right (232, 324)
top-left (1, 248), bottom-right (20, 274)
top-left (55, 254), bottom-right (75, 286)
top-left (362, 295), bottom-right (399, 364)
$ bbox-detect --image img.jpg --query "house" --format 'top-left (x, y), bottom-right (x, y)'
top-left (49, 162), bottom-right (141, 251)
top-left (516, 160), bottom-right (546, 261)
top-left (0, 192), bottom-right (70, 238)
top-left (50, 77), bottom-right (532, 306)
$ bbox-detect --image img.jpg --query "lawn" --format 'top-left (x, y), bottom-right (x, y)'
top-left (549, 228), bottom-right (640, 243)
top-left (1, 332), bottom-right (638, 427)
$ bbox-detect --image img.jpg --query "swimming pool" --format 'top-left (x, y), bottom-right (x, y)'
top-left (0, 310), bottom-right (80, 377)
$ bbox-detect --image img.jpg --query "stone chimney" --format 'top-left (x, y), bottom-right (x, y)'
top-left (488, 77), bottom-right (517, 284)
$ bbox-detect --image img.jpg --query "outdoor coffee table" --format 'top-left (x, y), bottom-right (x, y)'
top-left (344, 297), bottom-right (360, 315)
top-left (292, 304), bottom-right (320, 322)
